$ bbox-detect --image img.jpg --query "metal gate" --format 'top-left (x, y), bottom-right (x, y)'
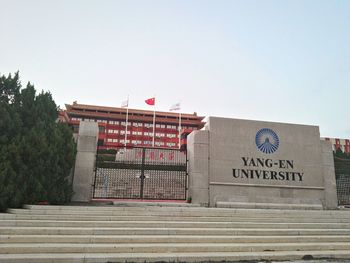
top-left (336, 174), bottom-right (350, 205)
top-left (92, 147), bottom-right (187, 200)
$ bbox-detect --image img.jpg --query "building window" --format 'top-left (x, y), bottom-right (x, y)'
top-left (167, 133), bottom-right (177, 138)
top-left (132, 122), bottom-right (142, 127)
top-left (120, 130), bottom-right (131, 135)
top-left (109, 120), bottom-right (119, 125)
top-left (97, 119), bottom-right (107, 123)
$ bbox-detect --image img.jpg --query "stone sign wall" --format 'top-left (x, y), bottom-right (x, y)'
top-left (188, 117), bottom-right (338, 209)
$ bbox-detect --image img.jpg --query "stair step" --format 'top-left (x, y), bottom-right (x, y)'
top-left (1, 242), bottom-right (350, 254)
top-left (1, 226), bottom-right (350, 236)
top-left (2, 234), bottom-right (350, 244)
top-left (1, 250), bottom-right (350, 263)
top-left (216, 201), bottom-right (323, 210)
top-left (1, 220), bottom-right (350, 229)
top-left (3, 214), bottom-right (350, 223)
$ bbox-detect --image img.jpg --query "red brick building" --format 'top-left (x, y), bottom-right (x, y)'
top-left (61, 102), bottom-right (205, 149)
top-left (323, 137), bottom-right (350, 154)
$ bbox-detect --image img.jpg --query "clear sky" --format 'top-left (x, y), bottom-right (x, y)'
top-left (1, 0), bottom-right (349, 138)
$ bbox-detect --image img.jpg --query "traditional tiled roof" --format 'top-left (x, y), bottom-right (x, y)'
top-left (64, 103), bottom-right (205, 127)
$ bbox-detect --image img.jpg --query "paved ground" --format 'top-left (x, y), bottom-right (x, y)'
top-left (209, 260), bottom-right (350, 263)
top-left (269, 260), bottom-right (350, 263)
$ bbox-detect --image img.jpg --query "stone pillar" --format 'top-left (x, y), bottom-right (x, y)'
top-left (187, 130), bottom-right (210, 206)
top-left (321, 140), bottom-right (338, 209)
top-left (72, 121), bottom-right (99, 202)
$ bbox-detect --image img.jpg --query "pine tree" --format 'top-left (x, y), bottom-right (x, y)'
top-left (0, 72), bottom-right (76, 211)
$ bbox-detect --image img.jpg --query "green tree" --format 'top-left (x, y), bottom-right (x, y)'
top-left (335, 148), bottom-right (350, 159)
top-left (0, 72), bottom-right (76, 211)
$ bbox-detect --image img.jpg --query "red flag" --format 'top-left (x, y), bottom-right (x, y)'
top-left (145, 97), bottom-right (155, 106)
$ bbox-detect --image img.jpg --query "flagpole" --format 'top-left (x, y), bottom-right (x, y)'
top-left (178, 112), bottom-right (181, 148)
top-left (124, 95), bottom-right (129, 150)
top-left (152, 105), bottom-right (156, 148)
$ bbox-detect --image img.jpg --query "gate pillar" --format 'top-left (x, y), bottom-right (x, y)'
top-left (187, 130), bottom-right (210, 206)
top-left (72, 121), bottom-right (99, 202)
top-left (321, 141), bottom-right (338, 209)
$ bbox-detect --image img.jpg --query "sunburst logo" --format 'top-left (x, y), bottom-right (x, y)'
top-left (255, 128), bottom-right (279, 154)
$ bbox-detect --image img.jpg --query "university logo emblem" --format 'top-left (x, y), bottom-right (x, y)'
top-left (255, 128), bottom-right (279, 154)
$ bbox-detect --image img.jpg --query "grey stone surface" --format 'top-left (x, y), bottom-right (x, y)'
top-left (187, 130), bottom-right (209, 206)
top-left (72, 121), bottom-right (99, 202)
top-left (77, 136), bottom-right (99, 152)
top-left (188, 117), bottom-right (338, 209)
top-left (321, 140), bottom-right (338, 209)
top-left (78, 121), bottom-right (100, 137)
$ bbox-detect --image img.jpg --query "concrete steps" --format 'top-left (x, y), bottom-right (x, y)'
top-left (0, 204), bottom-right (350, 262)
